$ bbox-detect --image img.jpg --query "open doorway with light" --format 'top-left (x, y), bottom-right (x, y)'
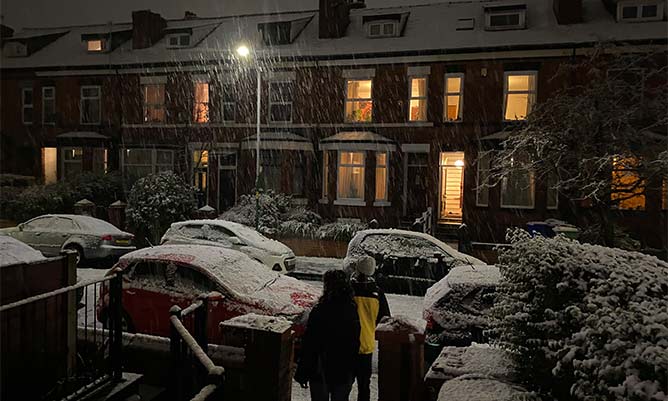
top-left (438, 151), bottom-right (464, 223)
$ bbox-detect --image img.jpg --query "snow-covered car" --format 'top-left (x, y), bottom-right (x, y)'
top-left (343, 229), bottom-right (485, 295)
top-left (0, 214), bottom-right (135, 266)
top-left (161, 220), bottom-right (297, 273)
top-left (96, 245), bottom-right (319, 343)
top-left (0, 235), bottom-right (47, 267)
top-left (423, 264), bottom-right (500, 349)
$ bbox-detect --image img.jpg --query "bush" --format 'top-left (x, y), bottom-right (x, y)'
top-left (126, 172), bottom-right (196, 243)
top-left (491, 230), bottom-right (668, 401)
top-left (220, 190), bottom-right (292, 235)
top-left (316, 221), bottom-right (367, 242)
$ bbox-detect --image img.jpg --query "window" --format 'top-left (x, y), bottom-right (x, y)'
top-left (259, 22), bottom-right (291, 45)
top-left (22, 88), bottom-right (33, 125)
top-left (142, 83), bottom-right (165, 123)
top-left (80, 85), bottom-right (101, 124)
top-left (611, 157), bottom-right (645, 210)
top-left (617, 1), bottom-right (663, 21)
top-left (337, 152), bottom-right (365, 201)
top-left (408, 77), bottom-right (427, 122)
top-left (123, 148), bottom-right (174, 187)
top-left (221, 82), bottom-right (236, 122)
top-left (42, 147), bottom-right (57, 184)
top-left (269, 80), bottom-right (294, 122)
top-left (345, 79), bottom-right (373, 122)
top-left (547, 172), bottom-right (558, 210)
top-left (260, 151), bottom-right (282, 192)
top-left (92, 148), bottom-right (108, 174)
top-left (61, 147), bottom-right (83, 180)
top-left (193, 82), bottom-right (210, 123)
top-left (167, 34), bottom-right (191, 48)
top-left (293, 157), bottom-right (306, 196)
top-left (444, 73), bottom-right (464, 122)
top-left (375, 152), bottom-right (389, 202)
top-left (322, 152), bottom-right (329, 200)
top-left (86, 39), bottom-right (105, 52)
top-left (504, 72), bottom-right (537, 121)
top-left (501, 154), bottom-right (535, 208)
top-left (476, 151), bottom-right (491, 207)
top-left (42, 86), bottom-right (56, 125)
top-left (193, 150), bottom-right (208, 192)
top-left (368, 21), bottom-right (398, 38)
top-left (484, 5), bottom-right (527, 30)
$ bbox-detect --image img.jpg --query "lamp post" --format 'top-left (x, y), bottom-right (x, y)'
top-left (236, 45), bottom-right (262, 230)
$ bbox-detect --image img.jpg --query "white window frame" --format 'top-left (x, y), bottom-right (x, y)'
top-left (408, 76), bottom-right (428, 122)
top-left (142, 83), bottom-right (166, 123)
top-left (22, 87), bottom-right (33, 125)
top-left (42, 86), bottom-right (56, 125)
top-left (220, 81), bottom-right (236, 123)
top-left (485, 9), bottom-right (526, 30)
top-left (268, 79), bottom-right (294, 123)
top-left (503, 71), bottom-right (537, 122)
top-left (444, 73), bottom-right (464, 122)
top-left (617, 1), bottom-right (664, 21)
top-left (476, 151), bottom-right (491, 207)
top-left (374, 151), bottom-right (390, 206)
top-left (320, 151), bottom-right (329, 203)
top-left (344, 78), bottom-right (373, 123)
top-left (367, 21), bottom-right (398, 38)
top-left (80, 85), bottom-right (101, 125)
top-left (167, 34), bottom-right (191, 48)
top-left (335, 151), bottom-right (366, 206)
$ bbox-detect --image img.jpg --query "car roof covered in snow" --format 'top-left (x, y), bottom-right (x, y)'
top-left (31, 214), bottom-right (126, 234)
top-left (2, 0), bottom-right (666, 69)
top-left (0, 235), bottom-right (47, 267)
top-left (423, 264), bottom-right (501, 311)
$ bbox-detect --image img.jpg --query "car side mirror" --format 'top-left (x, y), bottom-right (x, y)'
top-left (230, 237), bottom-right (244, 246)
top-left (17, 223), bottom-right (24, 231)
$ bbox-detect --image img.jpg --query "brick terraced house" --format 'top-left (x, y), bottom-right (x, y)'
top-left (1, 0), bottom-right (666, 249)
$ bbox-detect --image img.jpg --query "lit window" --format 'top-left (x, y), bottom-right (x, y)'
top-left (375, 152), bottom-right (388, 201)
top-left (269, 81), bottom-right (294, 122)
top-left (87, 39), bottom-right (104, 52)
top-left (41, 147), bottom-right (57, 184)
top-left (501, 153), bottom-right (534, 208)
top-left (476, 151), bottom-right (491, 207)
top-left (409, 77), bottom-right (427, 121)
top-left (193, 82), bottom-right (210, 123)
top-left (444, 73), bottom-right (464, 122)
top-left (547, 172), bottom-right (558, 210)
top-left (345, 79), bottom-right (372, 122)
top-left (611, 157), bottom-right (645, 210)
top-left (617, 2), bottom-right (663, 21)
top-left (504, 72), bottom-right (537, 121)
top-left (123, 148), bottom-right (174, 187)
top-left (193, 150), bottom-right (208, 192)
top-left (80, 85), bottom-right (101, 124)
top-left (62, 147), bottom-right (83, 180)
top-left (142, 83), bottom-right (165, 123)
top-left (337, 152), bottom-right (365, 200)
top-left (221, 82), bottom-right (236, 122)
top-left (42, 86), bottom-right (56, 125)
top-left (22, 87), bottom-right (33, 125)
top-left (322, 152), bottom-right (329, 200)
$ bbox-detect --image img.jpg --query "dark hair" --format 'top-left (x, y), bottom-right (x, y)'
top-left (320, 270), bottom-right (353, 304)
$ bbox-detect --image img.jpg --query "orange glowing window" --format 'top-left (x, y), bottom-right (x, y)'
top-left (409, 77), bottom-right (427, 122)
top-left (345, 79), bottom-right (372, 122)
top-left (193, 82), bottom-right (210, 123)
top-left (87, 39), bottom-right (104, 52)
top-left (611, 157), bottom-right (646, 210)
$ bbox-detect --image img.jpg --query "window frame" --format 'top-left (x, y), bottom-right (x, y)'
top-left (374, 151), bottom-right (390, 205)
top-left (476, 151), bottom-right (491, 207)
top-left (42, 86), bottom-right (56, 125)
top-left (193, 80), bottom-right (210, 123)
top-left (22, 87), bottom-right (34, 125)
top-left (484, 9), bottom-right (526, 30)
top-left (617, 1), bottom-right (663, 21)
top-left (344, 78), bottom-right (373, 123)
top-left (503, 71), bottom-right (537, 122)
top-left (408, 76), bottom-right (428, 122)
top-left (336, 151), bottom-right (366, 205)
top-left (444, 73), bottom-right (464, 122)
top-left (546, 172), bottom-right (559, 210)
top-left (268, 79), bottom-right (294, 123)
top-left (142, 83), bottom-right (166, 123)
top-left (80, 85), bottom-right (101, 125)
top-left (500, 155), bottom-right (535, 209)
top-left (122, 148), bottom-right (175, 184)
top-left (86, 39), bottom-right (106, 52)
top-left (60, 147), bottom-right (83, 180)
top-left (611, 157), bottom-right (646, 211)
top-left (321, 151), bottom-right (329, 202)
top-left (167, 34), bottom-right (191, 48)
top-left (367, 21), bottom-right (398, 38)
top-left (220, 81), bottom-right (236, 123)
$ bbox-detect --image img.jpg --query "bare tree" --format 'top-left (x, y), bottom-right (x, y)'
top-left (490, 46), bottom-right (667, 246)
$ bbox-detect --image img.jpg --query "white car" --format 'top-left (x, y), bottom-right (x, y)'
top-left (161, 219), bottom-right (297, 273)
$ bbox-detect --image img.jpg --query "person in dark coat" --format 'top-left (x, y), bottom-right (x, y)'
top-left (295, 269), bottom-right (361, 401)
top-left (350, 256), bottom-right (391, 401)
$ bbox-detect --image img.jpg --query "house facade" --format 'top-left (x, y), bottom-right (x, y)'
top-left (1, 0), bottom-right (666, 249)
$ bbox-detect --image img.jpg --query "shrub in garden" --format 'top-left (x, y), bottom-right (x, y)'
top-left (126, 172), bottom-right (196, 243)
top-left (491, 229), bottom-right (668, 401)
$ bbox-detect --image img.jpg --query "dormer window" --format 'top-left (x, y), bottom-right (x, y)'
top-left (4, 42), bottom-right (28, 57)
top-left (362, 13), bottom-right (408, 38)
top-left (484, 4), bottom-right (527, 31)
top-left (368, 21), bottom-right (398, 38)
top-left (86, 39), bottom-right (106, 52)
top-left (167, 34), bottom-right (191, 48)
top-left (617, 1), bottom-right (663, 21)
top-left (259, 22), bottom-right (291, 45)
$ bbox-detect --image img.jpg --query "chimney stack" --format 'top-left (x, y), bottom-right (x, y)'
top-left (319, 0), bottom-right (365, 39)
top-left (1, 24), bottom-right (14, 39)
top-left (553, 0), bottom-right (583, 24)
top-left (132, 10), bottom-right (166, 49)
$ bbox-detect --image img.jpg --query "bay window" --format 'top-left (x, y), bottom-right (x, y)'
top-left (503, 72), bottom-right (537, 121)
top-left (123, 148), bottom-right (174, 187)
top-left (61, 147), bottom-right (83, 180)
top-left (345, 79), bottom-right (372, 122)
top-left (260, 151), bottom-right (282, 192)
top-left (337, 151), bottom-right (365, 201)
top-left (501, 154), bottom-right (534, 208)
top-left (547, 172), bottom-right (559, 210)
top-left (408, 77), bottom-right (427, 121)
top-left (444, 73), bottom-right (464, 122)
top-left (22, 87), bottom-right (33, 125)
top-left (375, 152), bottom-right (389, 202)
top-left (321, 152), bottom-right (329, 200)
top-left (611, 157), bottom-right (645, 210)
top-left (476, 151), bottom-right (491, 207)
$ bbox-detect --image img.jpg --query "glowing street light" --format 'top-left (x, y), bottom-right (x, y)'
top-left (236, 45), bottom-right (250, 58)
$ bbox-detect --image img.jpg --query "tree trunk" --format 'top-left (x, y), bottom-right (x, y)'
top-left (596, 203), bottom-right (615, 247)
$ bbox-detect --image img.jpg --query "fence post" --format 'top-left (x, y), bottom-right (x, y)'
top-left (109, 272), bottom-right (123, 381)
top-left (194, 295), bottom-right (209, 353)
top-left (170, 306), bottom-right (184, 400)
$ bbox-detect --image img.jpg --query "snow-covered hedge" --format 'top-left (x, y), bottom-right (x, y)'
top-left (491, 230), bottom-right (668, 401)
top-left (126, 172), bottom-right (196, 243)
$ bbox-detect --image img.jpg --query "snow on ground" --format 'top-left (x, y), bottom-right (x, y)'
top-left (77, 268), bottom-right (107, 329)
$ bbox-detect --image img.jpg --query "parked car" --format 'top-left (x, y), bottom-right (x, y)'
top-left (0, 235), bottom-right (47, 267)
top-left (0, 214), bottom-right (135, 266)
top-left (97, 245), bottom-right (320, 343)
top-left (423, 264), bottom-right (500, 354)
top-left (343, 229), bottom-right (485, 295)
top-left (161, 219), bottom-right (297, 273)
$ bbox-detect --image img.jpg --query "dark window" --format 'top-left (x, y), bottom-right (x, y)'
top-left (642, 4), bottom-right (657, 17)
top-left (260, 22), bottom-right (291, 45)
top-left (489, 13), bottom-right (520, 26)
top-left (221, 83), bottom-right (236, 122)
top-left (260, 151), bottom-right (282, 192)
top-left (269, 81), bottom-right (294, 122)
top-left (622, 5), bottom-right (637, 18)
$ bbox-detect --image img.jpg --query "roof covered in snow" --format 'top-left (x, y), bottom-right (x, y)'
top-left (0, 235), bottom-right (46, 267)
top-left (2, 0), bottom-right (666, 69)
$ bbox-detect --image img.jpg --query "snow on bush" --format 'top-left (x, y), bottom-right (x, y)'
top-left (126, 172), bottom-right (196, 243)
top-left (491, 229), bottom-right (668, 401)
top-left (220, 190), bottom-right (291, 235)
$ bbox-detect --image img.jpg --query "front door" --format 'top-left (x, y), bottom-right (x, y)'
top-left (403, 152), bottom-right (430, 217)
top-left (438, 152), bottom-right (465, 223)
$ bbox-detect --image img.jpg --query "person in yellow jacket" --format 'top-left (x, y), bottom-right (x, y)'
top-left (350, 256), bottom-right (391, 401)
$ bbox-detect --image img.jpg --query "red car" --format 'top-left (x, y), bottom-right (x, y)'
top-left (97, 245), bottom-right (319, 342)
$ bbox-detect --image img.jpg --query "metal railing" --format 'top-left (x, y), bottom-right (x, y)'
top-left (413, 206), bottom-right (434, 234)
top-left (0, 272), bottom-right (123, 400)
top-left (170, 294), bottom-right (225, 401)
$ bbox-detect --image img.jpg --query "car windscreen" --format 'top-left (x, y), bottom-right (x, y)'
top-left (356, 234), bottom-right (450, 259)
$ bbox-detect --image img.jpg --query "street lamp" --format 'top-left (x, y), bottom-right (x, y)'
top-left (236, 44), bottom-right (262, 230)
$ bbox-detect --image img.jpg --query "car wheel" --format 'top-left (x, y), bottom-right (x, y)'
top-left (65, 244), bottom-right (84, 267)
